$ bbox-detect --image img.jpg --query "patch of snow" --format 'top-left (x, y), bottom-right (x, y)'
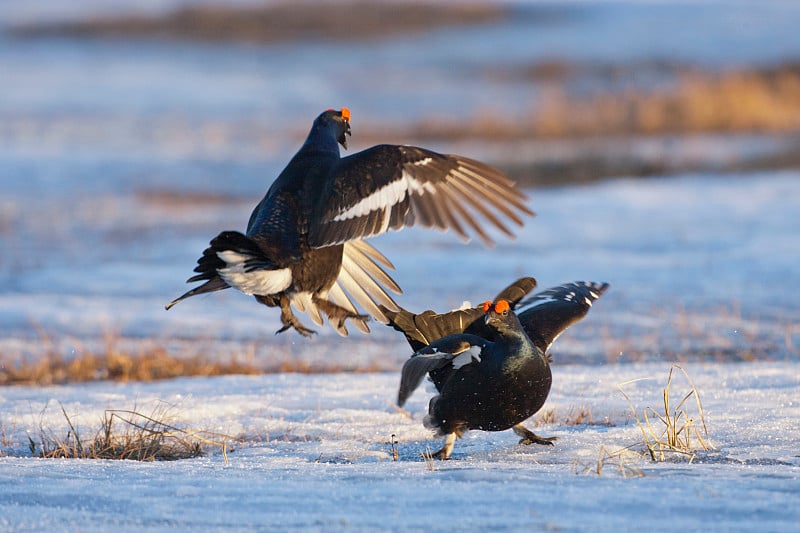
top-left (1, 362), bottom-right (798, 531)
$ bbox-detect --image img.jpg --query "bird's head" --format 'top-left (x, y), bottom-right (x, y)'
top-left (482, 299), bottom-right (515, 330)
top-left (315, 107), bottom-right (352, 150)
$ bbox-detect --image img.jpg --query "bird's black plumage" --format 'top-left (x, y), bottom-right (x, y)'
top-left (388, 278), bottom-right (609, 459)
top-left (166, 109), bottom-right (534, 337)
top-left (397, 299), bottom-right (554, 459)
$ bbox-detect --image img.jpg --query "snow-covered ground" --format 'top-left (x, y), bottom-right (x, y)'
top-left (2, 1), bottom-right (799, 529)
top-left (1, 362), bottom-right (798, 531)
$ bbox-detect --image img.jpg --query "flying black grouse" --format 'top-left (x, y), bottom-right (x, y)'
top-left (166, 108), bottom-right (534, 336)
top-left (397, 299), bottom-right (553, 460)
top-left (389, 278), bottom-right (609, 459)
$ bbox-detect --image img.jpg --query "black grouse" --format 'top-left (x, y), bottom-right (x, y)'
top-left (166, 108), bottom-right (534, 337)
top-left (389, 278), bottom-right (609, 459)
top-left (397, 299), bottom-right (552, 460)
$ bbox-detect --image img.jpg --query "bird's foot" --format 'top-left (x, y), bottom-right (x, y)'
top-left (313, 298), bottom-right (371, 334)
top-left (421, 433), bottom-right (456, 460)
top-left (423, 448), bottom-right (450, 461)
top-left (276, 301), bottom-right (317, 337)
top-left (513, 424), bottom-right (557, 446)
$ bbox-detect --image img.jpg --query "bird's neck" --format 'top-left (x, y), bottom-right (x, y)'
top-left (299, 124), bottom-right (341, 156)
top-left (497, 327), bottom-right (544, 363)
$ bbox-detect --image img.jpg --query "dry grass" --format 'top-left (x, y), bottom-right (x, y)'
top-left (0, 344), bottom-right (262, 386)
top-left (24, 402), bottom-right (231, 462)
top-left (407, 63), bottom-right (800, 140)
top-left (617, 365), bottom-right (713, 462)
top-left (421, 446), bottom-right (437, 472)
top-left (12, 2), bottom-right (505, 43)
top-left (536, 404), bottom-right (612, 427)
top-left (573, 445), bottom-right (645, 478)
top-left (0, 328), bottom-right (397, 386)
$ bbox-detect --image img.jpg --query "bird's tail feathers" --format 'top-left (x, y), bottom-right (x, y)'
top-left (165, 230), bottom-right (267, 310)
top-left (165, 276), bottom-right (228, 310)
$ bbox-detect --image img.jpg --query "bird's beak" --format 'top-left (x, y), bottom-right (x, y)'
top-left (338, 121), bottom-right (351, 150)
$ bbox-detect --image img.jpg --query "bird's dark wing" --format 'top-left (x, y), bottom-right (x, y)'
top-left (516, 281), bottom-right (610, 353)
top-left (380, 277), bottom-right (538, 351)
top-left (397, 334), bottom-right (489, 407)
top-left (382, 306), bottom-right (484, 352)
top-left (494, 277), bottom-right (538, 309)
top-left (309, 145), bottom-right (534, 248)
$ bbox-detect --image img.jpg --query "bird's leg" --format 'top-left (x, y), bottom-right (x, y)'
top-left (512, 424), bottom-right (557, 446)
top-left (313, 297), bottom-right (370, 331)
top-left (425, 433), bottom-right (456, 460)
top-left (276, 294), bottom-right (317, 337)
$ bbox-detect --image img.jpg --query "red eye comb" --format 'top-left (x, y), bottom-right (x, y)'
top-left (494, 300), bottom-right (510, 313)
top-left (482, 301), bottom-right (492, 313)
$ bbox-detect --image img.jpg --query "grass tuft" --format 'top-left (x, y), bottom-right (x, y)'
top-left (617, 365), bottom-right (713, 462)
top-left (573, 445), bottom-right (645, 478)
top-left (421, 446), bottom-right (436, 472)
top-left (25, 401), bottom-right (231, 462)
top-left (536, 404), bottom-right (612, 427)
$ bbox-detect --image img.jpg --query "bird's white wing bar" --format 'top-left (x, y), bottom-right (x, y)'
top-left (516, 281), bottom-right (610, 314)
top-left (451, 344), bottom-right (483, 369)
top-left (332, 170), bottom-right (437, 225)
top-left (311, 145), bottom-right (534, 248)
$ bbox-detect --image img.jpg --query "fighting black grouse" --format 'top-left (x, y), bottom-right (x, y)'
top-left (397, 299), bottom-right (553, 460)
top-left (389, 278), bottom-right (609, 459)
top-left (166, 108), bottom-right (534, 336)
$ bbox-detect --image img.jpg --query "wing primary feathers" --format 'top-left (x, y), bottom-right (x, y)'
top-left (431, 184), bottom-right (469, 242)
top-left (457, 160), bottom-right (534, 216)
top-left (453, 168), bottom-right (527, 227)
top-left (437, 182), bottom-right (490, 243)
top-left (447, 178), bottom-right (514, 242)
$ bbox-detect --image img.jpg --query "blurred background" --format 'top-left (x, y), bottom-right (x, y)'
top-left (2, 0), bottom-right (799, 381)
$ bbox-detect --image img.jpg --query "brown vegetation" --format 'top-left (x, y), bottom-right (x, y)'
top-left (407, 63), bottom-right (800, 140)
top-left (618, 365), bottom-right (713, 462)
top-left (24, 402), bottom-right (229, 461)
top-left (0, 336), bottom-right (393, 386)
top-left (0, 345), bottom-right (261, 386)
top-left (12, 2), bottom-right (505, 43)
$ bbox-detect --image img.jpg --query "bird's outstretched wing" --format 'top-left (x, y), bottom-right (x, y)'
top-left (310, 145), bottom-right (534, 248)
top-left (381, 277), bottom-right (538, 351)
top-left (516, 281), bottom-right (610, 353)
top-left (398, 334), bottom-right (489, 407)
